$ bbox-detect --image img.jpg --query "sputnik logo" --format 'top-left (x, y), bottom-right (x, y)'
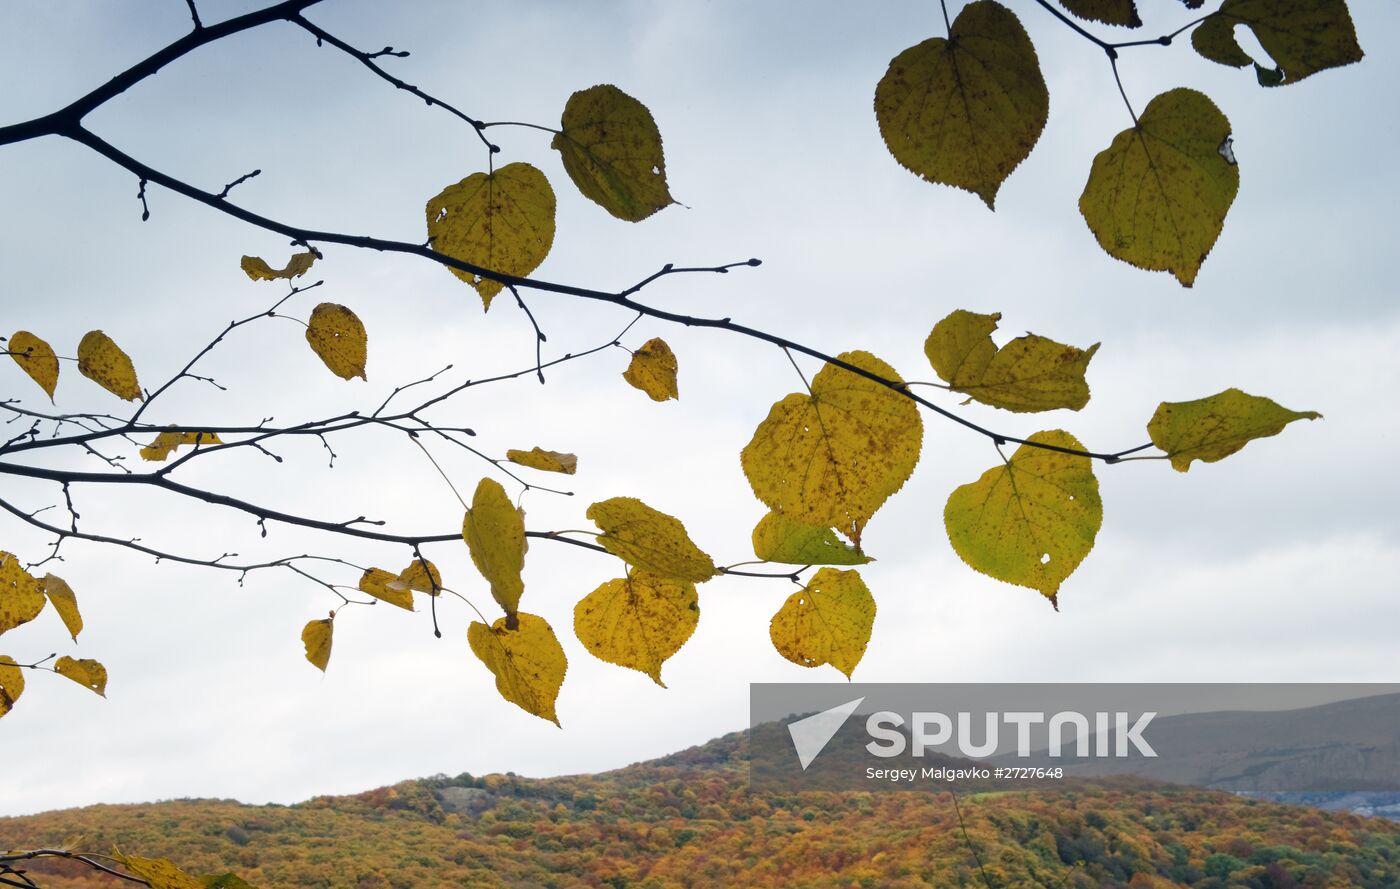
top-left (787, 697), bottom-right (865, 770)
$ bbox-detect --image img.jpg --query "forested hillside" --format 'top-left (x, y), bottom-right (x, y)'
top-left (6, 729), bottom-right (1400, 888)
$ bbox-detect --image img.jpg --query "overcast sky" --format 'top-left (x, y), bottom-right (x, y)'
top-left (1, 0), bottom-right (1397, 817)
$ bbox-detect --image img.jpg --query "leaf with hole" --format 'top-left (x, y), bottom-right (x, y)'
top-left (751, 512), bottom-right (872, 566)
top-left (469, 612), bottom-right (567, 726)
top-left (1079, 88), bottom-right (1238, 287)
top-left (769, 567), bottom-right (875, 678)
top-left (574, 572), bottom-right (698, 686)
top-left (8, 330), bottom-right (59, 400)
top-left (586, 497), bottom-right (716, 583)
top-left (552, 84), bottom-right (675, 222)
top-left (1148, 388), bottom-right (1321, 471)
top-left (1192, 0), bottom-right (1363, 87)
top-left (741, 350), bottom-right (922, 547)
top-left (944, 430), bottom-right (1102, 607)
top-left (874, 0), bottom-right (1049, 208)
top-left (55, 655), bottom-right (107, 696)
top-left (426, 162), bottom-right (556, 310)
top-left (305, 303), bottom-right (367, 381)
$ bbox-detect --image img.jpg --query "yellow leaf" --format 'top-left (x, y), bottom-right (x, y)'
top-left (395, 558), bottom-right (442, 595)
top-left (468, 612), bottom-right (566, 726)
top-left (505, 447), bottom-right (578, 475)
top-left (740, 350), bottom-right (922, 547)
top-left (551, 84), bottom-right (676, 222)
top-left (1059, 0), bottom-right (1140, 28)
top-left (358, 568), bottom-right (415, 610)
top-left (586, 497), bottom-right (716, 583)
top-left (240, 251), bottom-right (316, 281)
top-left (751, 512), bottom-right (872, 566)
top-left (1148, 388), bottom-right (1321, 472)
top-left (1192, 0), bottom-right (1363, 86)
top-left (462, 478), bottom-right (527, 615)
top-left (0, 655), bottom-right (23, 719)
top-left (42, 573), bottom-right (82, 642)
top-left (573, 572), bottom-right (698, 686)
top-left (0, 552), bottom-right (45, 637)
top-left (425, 162), bottom-right (556, 310)
top-left (77, 330), bottom-right (141, 401)
top-left (54, 655), bottom-right (107, 696)
top-left (8, 330), bottom-right (59, 400)
top-left (301, 618), bottom-right (332, 672)
top-left (116, 854), bottom-right (205, 889)
top-left (944, 430), bottom-right (1102, 606)
top-left (139, 429), bottom-right (224, 462)
top-left (769, 567), bottom-right (875, 679)
top-left (1079, 88), bottom-right (1239, 287)
top-left (622, 337), bottom-right (678, 402)
top-left (923, 310), bottom-right (1100, 412)
top-left (305, 303), bottom-right (367, 381)
top-left (874, 0), bottom-right (1049, 208)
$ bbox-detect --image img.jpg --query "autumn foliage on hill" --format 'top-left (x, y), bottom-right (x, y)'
top-left (5, 731), bottom-right (1400, 889)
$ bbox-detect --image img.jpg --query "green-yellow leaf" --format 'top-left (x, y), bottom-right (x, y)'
top-left (305, 303), bottom-right (367, 381)
top-left (0, 655), bottom-right (23, 719)
top-left (574, 571), bottom-right (698, 686)
top-left (874, 0), bottom-right (1049, 209)
top-left (0, 552), bottom-right (45, 637)
top-left (202, 874), bottom-right (260, 889)
top-left (1059, 0), bottom-right (1140, 28)
top-left (77, 330), bottom-right (141, 401)
top-left (924, 310), bottom-right (1099, 412)
top-left (358, 568), bottom-right (415, 610)
top-left (506, 447), bottom-right (578, 475)
top-left (1192, 0), bottom-right (1363, 86)
top-left (395, 558), bottom-right (442, 595)
top-left (301, 617), bottom-right (332, 672)
top-left (54, 655), bottom-right (107, 696)
top-left (116, 854), bottom-right (205, 889)
top-left (741, 350), bottom-right (922, 547)
top-left (1079, 88), bottom-right (1238, 287)
top-left (468, 612), bottom-right (566, 726)
top-left (139, 429), bottom-right (224, 462)
top-left (622, 337), bottom-right (679, 402)
top-left (425, 162), bottom-right (556, 311)
top-left (462, 478), bottom-right (527, 615)
top-left (43, 573), bottom-right (82, 642)
top-left (9, 330), bottom-right (59, 400)
top-left (769, 567), bottom-right (875, 679)
top-left (751, 512), bottom-right (872, 566)
top-left (1147, 388), bottom-right (1321, 472)
top-left (551, 84), bottom-right (675, 222)
top-left (586, 497), bottom-right (716, 583)
top-left (240, 251), bottom-right (316, 282)
top-left (945, 430), bottom-right (1102, 607)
